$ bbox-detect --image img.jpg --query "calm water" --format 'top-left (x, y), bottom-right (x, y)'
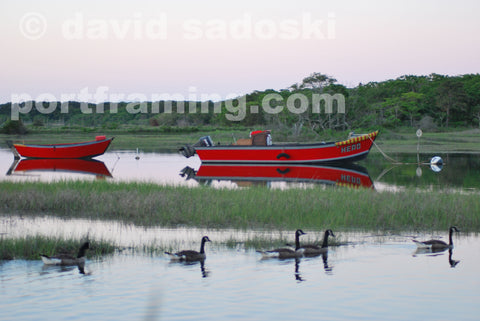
top-left (1, 148), bottom-right (480, 319)
top-left (1, 148), bottom-right (480, 191)
top-left (1, 217), bottom-right (479, 320)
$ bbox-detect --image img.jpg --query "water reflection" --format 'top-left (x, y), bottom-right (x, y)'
top-left (448, 248), bottom-right (461, 268)
top-left (1, 149), bottom-right (480, 192)
top-left (321, 252), bottom-right (333, 274)
top-left (181, 163), bottom-right (374, 189)
top-left (6, 158), bottom-right (112, 179)
top-left (40, 262), bottom-right (87, 275)
top-left (368, 152), bottom-right (480, 192)
top-left (294, 254), bottom-right (333, 282)
top-left (168, 260), bottom-right (211, 278)
top-left (294, 258), bottom-right (303, 282)
top-left (412, 247), bottom-right (461, 268)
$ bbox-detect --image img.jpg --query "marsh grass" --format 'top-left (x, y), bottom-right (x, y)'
top-left (3, 128), bottom-right (480, 153)
top-left (0, 235), bottom-right (116, 260)
top-left (223, 233), bottom-right (345, 250)
top-left (1, 180), bottom-right (479, 232)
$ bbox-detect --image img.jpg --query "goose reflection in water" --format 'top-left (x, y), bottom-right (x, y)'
top-left (294, 258), bottom-right (304, 282)
top-left (295, 252), bottom-right (334, 282)
top-left (40, 262), bottom-right (89, 275)
top-left (448, 248), bottom-right (460, 268)
top-left (412, 247), bottom-right (460, 268)
top-left (168, 260), bottom-right (210, 278)
top-left (321, 252), bottom-right (333, 274)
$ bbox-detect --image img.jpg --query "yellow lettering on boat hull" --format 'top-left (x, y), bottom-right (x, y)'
top-left (340, 143), bottom-right (361, 153)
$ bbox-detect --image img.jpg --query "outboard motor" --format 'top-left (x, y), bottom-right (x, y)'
top-left (198, 136), bottom-right (214, 147)
top-left (179, 136), bottom-right (214, 158)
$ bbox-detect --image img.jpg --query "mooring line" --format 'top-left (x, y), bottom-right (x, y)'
top-left (368, 135), bottom-right (402, 164)
top-left (368, 135), bottom-right (432, 165)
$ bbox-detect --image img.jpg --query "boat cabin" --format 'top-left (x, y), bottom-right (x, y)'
top-left (234, 130), bottom-right (272, 146)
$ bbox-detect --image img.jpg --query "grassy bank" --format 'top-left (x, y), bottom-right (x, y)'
top-left (1, 180), bottom-right (479, 232)
top-left (2, 127), bottom-right (480, 153)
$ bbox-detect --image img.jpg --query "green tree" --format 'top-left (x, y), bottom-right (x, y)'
top-left (400, 92), bottom-right (424, 127)
top-left (435, 78), bottom-right (467, 128)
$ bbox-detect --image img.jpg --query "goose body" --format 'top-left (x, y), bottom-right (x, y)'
top-left (301, 229), bottom-right (335, 256)
top-left (258, 229), bottom-right (306, 259)
top-left (413, 226), bottom-right (459, 250)
top-left (40, 242), bottom-right (90, 266)
top-left (165, 236), bottom-right (211, 261)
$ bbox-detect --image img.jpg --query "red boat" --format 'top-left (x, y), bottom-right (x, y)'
top-left (180, 163), bottom-right (373, 189)
top-left (180, 131), bottom-right (378, 164)
top-left (6, 158), bottom-right (112, 177)
top-left (8, 136), bottom-right (114, 159)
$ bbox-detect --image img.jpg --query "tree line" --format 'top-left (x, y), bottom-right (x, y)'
top-left (1, 73), bottom-right (479, 135)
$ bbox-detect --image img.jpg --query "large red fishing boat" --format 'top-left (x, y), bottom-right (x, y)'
top-left (180, 131), bottom-right (378, 164)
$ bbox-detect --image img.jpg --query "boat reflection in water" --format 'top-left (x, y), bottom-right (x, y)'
top-left (180, 163), bottom-right (374, 189)
top-left (6, 158), bottom-right (112, 179)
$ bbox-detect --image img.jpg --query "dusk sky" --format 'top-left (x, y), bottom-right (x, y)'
top-left (2, 0), bottom-right (479, 103)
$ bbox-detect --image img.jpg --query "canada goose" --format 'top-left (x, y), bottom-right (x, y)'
top-left (301, 229), bottom-right (335, 256)
top-left (413, 226), bottom-right (459, 250)
top-left (165, 236), bottom-right (211, 261)
top-left (40, 242), bottom-right (90, 266)
top-left (258, 229), bottom-right (306, 259)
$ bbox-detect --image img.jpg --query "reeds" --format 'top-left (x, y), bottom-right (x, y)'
top-left (1, 181), bottom-right (479, 232)
top-left (0, 235), bottom-right (115, 260)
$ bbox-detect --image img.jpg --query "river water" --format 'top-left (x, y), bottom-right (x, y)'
top-left (1, 217), bottom-right (479, 320)
top-left (1, 149), bottom-right (480, 192)
top-left (1, 148), bottom-right (480, 320)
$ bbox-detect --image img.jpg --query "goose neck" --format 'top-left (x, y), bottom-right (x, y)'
top-left (321, 231), bottom-right (330, 248)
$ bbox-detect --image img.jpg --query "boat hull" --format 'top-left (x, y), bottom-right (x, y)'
top-left (194, 131), bottom-right (378, 164)
top-left (12, 137), bottom-right (113, 159)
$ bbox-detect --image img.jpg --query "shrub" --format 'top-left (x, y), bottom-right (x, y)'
top-left (0, 120), bottom-right (28, 134)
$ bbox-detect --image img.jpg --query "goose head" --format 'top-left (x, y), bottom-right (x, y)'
top-left (449, 226), bottom-right (460, 233)
top-left (295, 229), bottom-right (306, 237)
top-left (325, 229), bottom-right (335, 238)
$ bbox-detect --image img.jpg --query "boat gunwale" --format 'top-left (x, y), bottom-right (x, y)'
top-left (194, 131), bottom-right (378, 151)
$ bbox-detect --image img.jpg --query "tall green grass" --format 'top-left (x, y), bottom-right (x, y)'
top-left (0, 235), bottom-right (115, 260)
top-left (1, 180), bottom-right (479, 231)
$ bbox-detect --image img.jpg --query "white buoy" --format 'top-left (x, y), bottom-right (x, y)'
top-left (135, 148), bottom-right (140, 160)
top-left (430, 156), bottom-right (443, 165)
top-left (430, 156), bottom-right (443, 172)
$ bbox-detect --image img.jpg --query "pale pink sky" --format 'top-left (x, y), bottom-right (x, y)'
top-left (1, 0), bottom-right (479, 103)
